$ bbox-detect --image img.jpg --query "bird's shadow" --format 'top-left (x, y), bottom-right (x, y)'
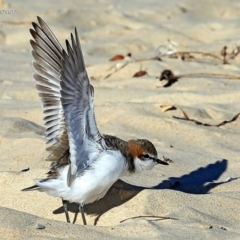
top-left (52, 159), bottom-right (238, 225)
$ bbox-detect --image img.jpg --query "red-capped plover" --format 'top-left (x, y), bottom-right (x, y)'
top-left (22, 16), bottom-right (169, 225)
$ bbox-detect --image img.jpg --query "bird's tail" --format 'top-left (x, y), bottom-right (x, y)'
top-left (21, 185), bottom-right (42, 191)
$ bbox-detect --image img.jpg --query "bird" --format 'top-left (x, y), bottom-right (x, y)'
top-left (22, 16), bottom-right (169, 225)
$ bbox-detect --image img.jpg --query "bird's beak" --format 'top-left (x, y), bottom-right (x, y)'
top-left (155, 158), bottom-right (169, 165)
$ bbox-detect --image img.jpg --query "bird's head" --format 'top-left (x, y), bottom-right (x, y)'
top-left (126, 139), bottom-right (168, 173)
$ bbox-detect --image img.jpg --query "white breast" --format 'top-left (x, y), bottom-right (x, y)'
top-left (35, 150), bottom-right (126, 204)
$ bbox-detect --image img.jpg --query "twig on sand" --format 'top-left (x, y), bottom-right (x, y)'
top-left (169, 50), bottom-right (223, 62)
top-left (174, 108), bottom-right (240, 127)
top-left (155, 40), bottom-right (240, 64)
top-left (103, 55), bottom-right (161, 79)
top-left (160, 105), bottom-right (240, 127)
top-left (3, 20), bottom-right (31, 25)
top-left (157, 69), bottom-right (240, 87)
top-left (120, 215), bottom-right (178, 223)
top-left (133, 56), bottom-right (162, 62)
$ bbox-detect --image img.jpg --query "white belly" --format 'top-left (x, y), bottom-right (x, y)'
top-left (35, 151), bottom-right (126, 204)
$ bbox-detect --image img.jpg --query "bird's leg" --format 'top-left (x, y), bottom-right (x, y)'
top-left (62, 199), bottom-right (71, 223)
top-left (73, 211), bottom-right (78, 224)
top-left (79, 204), bottom-right (87, 225)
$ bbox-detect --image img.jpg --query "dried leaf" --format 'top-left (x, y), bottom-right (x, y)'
top-left (160, 105), bottom-right (177, 112)
top-left (109, 53), bottom-right (132, 61)
top-left (133, 70), bottom-right (148, 77)
top-left (21, 167), bottom-right (30, 172)
top-left (109, 55), bottom-right (125, 61)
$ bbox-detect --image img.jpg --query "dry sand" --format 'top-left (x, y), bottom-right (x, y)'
top-left (0, 0), bottom-right (240, 239)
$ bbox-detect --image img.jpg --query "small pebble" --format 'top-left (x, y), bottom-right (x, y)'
top-left (220, 227), bottom-right (227, 231)
top-left (35, 223), bottom-right (45, 229)
top-left (209, 226), bottom-right (213, 229)
top-left (226, 177), bottom-right (232, 182)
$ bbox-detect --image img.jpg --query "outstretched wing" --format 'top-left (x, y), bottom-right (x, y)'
top-left (31, 17), bottom-right (103, 182)
top-left (30, 16), bottom-right (69, 162)
top-left (61, 28), bottom-right (102, 183)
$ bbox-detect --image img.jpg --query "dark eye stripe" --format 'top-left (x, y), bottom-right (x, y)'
top-left (140, 154), bottom-right (157, 160)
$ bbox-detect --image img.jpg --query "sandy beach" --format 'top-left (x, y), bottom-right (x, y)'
top-left (0, 0), bottom-right (240, 239)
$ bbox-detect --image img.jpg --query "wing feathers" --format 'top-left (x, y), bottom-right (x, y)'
top-left (60, 28), bottom-right (102, 181)
top-left (32, 51), bottom-right (60, 78)
top-left (30, 40), bottom-right (61, 71)
top-left (31, 17), bottom-right (70, 163)
top-left (36, 16), bottom-right (62, 54)
top-left (30, 29), bottom-right (61, 65)
top-left (31, 17), bottom-right (102, 182)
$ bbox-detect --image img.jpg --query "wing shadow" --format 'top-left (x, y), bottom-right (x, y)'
top-left (153, 158), bottom-right (231, 193)
top-left (53, 159), bottom-right (237, 225)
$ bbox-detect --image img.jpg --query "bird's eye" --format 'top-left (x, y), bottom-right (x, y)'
top-left (143, 154), bottom-right (149, 158)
